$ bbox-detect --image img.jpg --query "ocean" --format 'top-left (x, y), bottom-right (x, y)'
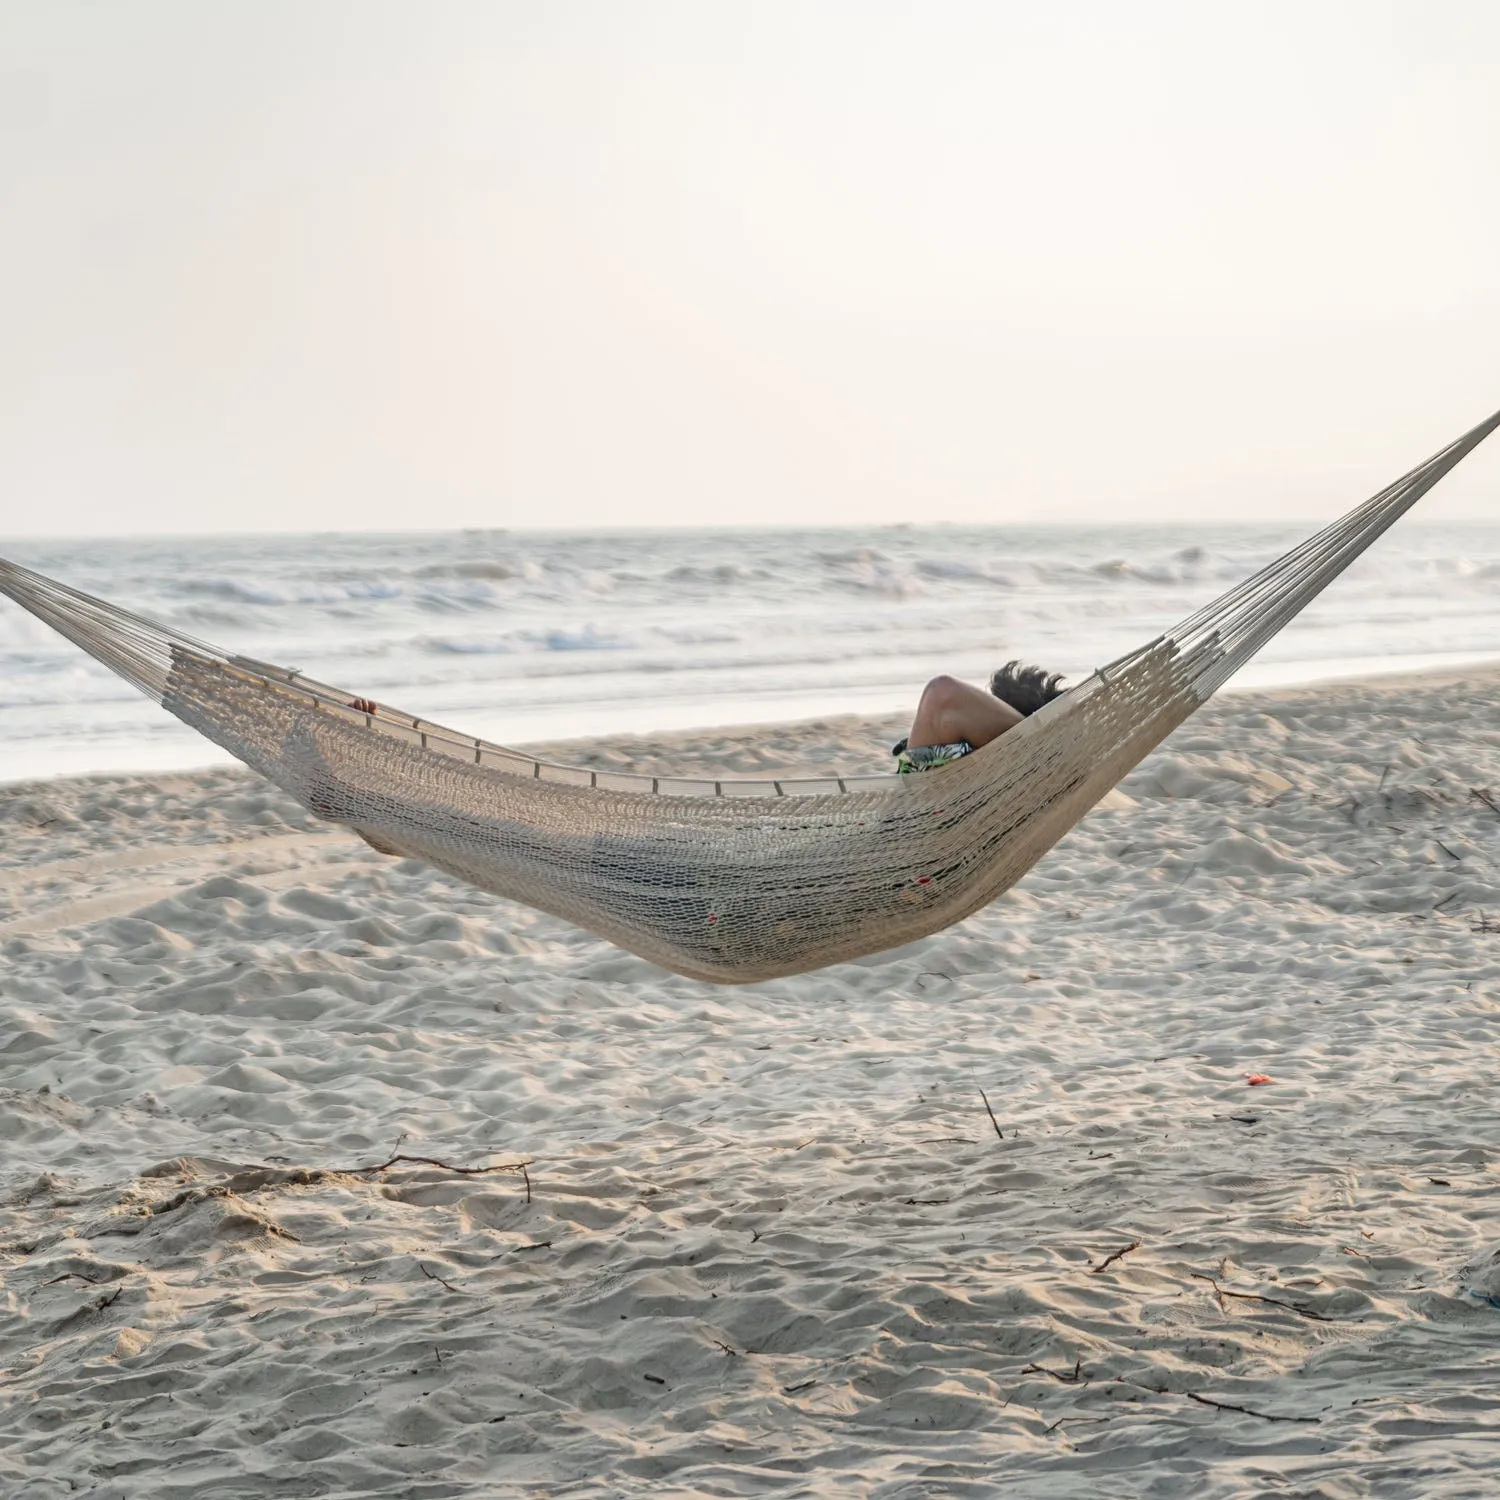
top-left (2, 523), bottom-right (1498, 784)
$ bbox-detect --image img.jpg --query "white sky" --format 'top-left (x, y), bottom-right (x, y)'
top-left (2, 0), bottom-right (1498, 535)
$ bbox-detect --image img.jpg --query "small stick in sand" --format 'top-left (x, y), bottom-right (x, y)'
top-left (1471, 787), bottom-right (1500, 818)
top-left (979, 1088), bottom-right (1004, 1142)
top-left (1089, 1239), bottom-right (1141, 1275)
top-left (346, 1148), bottom-right (533, 1201)
top-left (1045, 1414), bottom-right (1110, 1434)
top-left (1190, 1271), bottom-right (1333, 1322)
top-left (1115, 1376), bottom-right (1321, 1424)
top-left (352, 1149), bottom-right (531, 1178)
top-left (1023, 1358), bottom-right (1087, 1384)
top-left (1185, 1391), bottom-right (1320, 1423)
top-left (417, 1260), bottom-right (464, 1294)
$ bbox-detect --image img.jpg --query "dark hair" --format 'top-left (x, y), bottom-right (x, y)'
top-left (989, 660), bottom-right (1067, 716)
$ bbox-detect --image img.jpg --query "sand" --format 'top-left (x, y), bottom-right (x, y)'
top-left (3, 668), bottom-right (1500, 1498)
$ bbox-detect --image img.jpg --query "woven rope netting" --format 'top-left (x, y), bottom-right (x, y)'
top-left (3, 409), bottom-right (1497, 981)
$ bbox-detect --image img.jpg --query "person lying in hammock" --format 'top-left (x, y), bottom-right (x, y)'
top-left (342, 667), bottom-right (1064, 775)
top-left (893, 661), bottom-right (1066, 773)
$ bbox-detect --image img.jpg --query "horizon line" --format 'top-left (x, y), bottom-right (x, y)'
top-left (5, 515), bottom-right (1499, 545)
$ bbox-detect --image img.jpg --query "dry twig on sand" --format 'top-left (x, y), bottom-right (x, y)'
top-left (1190, 1271), bottom-right (1333, 1322)
top-left (346, 1148), bottom-right (533, 1203)
top-left (1184, 1391), bottom-right (1319, 1423)
top-left (1045, 1414), bottom-right (1109, 1434)
top-left (416, 1261), bottom-right (464, 1294)
top-left (1111, 1376), bottom-right (1322, 1425)
top-left (978, 1088), bottom-right (1004, 1143)
top-left (1089, 1239), bottom-right (1141, 1275)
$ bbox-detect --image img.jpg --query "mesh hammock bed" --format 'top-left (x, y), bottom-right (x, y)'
top-left (3, 408), bottom-right (1497, 983)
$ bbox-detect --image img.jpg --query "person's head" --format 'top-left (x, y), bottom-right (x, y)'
top-left (989, 661), bottom-right (1066, 716)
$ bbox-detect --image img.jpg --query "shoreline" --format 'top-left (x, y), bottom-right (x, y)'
top-left (4, 653), bottom-right (1498, 795)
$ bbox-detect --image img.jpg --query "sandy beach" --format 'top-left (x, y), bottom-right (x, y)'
top-left (3, 666), bottom-right (1500, 1498)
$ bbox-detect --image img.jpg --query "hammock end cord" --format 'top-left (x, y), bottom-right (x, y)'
top-left (0, 554), bottom-right (224, 704)
top-left (1086, 402), bottom-right (1500, 700)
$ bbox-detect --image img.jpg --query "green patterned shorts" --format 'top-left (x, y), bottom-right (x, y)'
top-left (892, 739), bottom-right (974, 774)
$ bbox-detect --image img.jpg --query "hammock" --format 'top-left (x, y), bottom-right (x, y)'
top-left (3, 410), bottom-right (1497, 982)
